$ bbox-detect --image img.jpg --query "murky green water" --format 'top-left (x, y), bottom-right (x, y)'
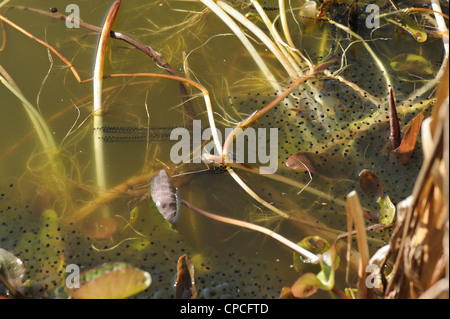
top-left (0, 0), bottom-right (447, 298)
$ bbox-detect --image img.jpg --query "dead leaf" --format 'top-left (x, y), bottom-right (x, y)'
top-left (175, 254), bottom-right (197, 299)
top-left (394, 112), bottom-right (425, 164)
top-left (359, 169), bottom-right (384, 200)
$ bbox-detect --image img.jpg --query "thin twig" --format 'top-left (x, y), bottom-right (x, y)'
top-left (0, 14), bottom-right (82, 82)
top-left (180, 199), bottom-right (319, 263)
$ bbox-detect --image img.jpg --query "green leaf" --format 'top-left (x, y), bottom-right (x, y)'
top-left (68, 262), bottom-right (151, 299)
top-left (378, 196), bottom-right (396, 227)
top-left (298, 236), bottom-right (331, 253)
top-left (345, 288), bottom-right (358, 298)
top-left (290, 273), bottom-right (320, 298)
top-left (293, 236), bottom-right (330, 272)
top-left (316, 247), bottom-right (339, 291)
top-left (387, 18), bottom-right (427, 42)
top-left (149, 170), bottom-right (180, 229)
top-left (390, 53), bottom-right (433, 76)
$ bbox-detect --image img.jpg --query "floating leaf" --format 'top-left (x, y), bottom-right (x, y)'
top-left (68, 262), bottom-right (151, 299)
top-left (390, 53), bottom-right (433, 76)
top-left (316, 246), bottom-right (339, 291)
top-left (359, 169), bottom-right (384, 200)
top-left (285, 151), bottom-right (350, 180)
top-left (175, 254), bottom-right (197, 299)
top-left (290, 273), bottom-right (320, 298)
top-left (293, 236), bottom-right (330, 272)
top-left (378, 196), bottom-right (396, 227)
top-left (298, 236), bottom-right (330, 253)
top-left (0, 248), bottom-right (26, 296)
top-left (394, 111), bottom-right (425, 164)
top-left (387, 18), bottom-right (427, 42)
top-left (149, 170), bottom-right (180, 227)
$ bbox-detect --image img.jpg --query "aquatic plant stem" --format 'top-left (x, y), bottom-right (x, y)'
top-left (406, 0), bottom-right (449, 102)
top-left (180, 199), bottom-right (319, 263)
top-left (74, 170), bottom-right (158, 222)
top-left (221, 59), bottom-right (337, 165)
top-left (277, 0), bottom-right (314, 72)
top-left (198, 0), bottom-right (291, 101)
top-left (221, 0), bottom-right (299, 77)
top-left (99, 72), bottom-right (222, 156)
top-left (0, 0), bottom-right (10, 8)
top-left (0, 14), bottom-right (82, 83)
top-left (244, 0), bottom-right (303, 76)
top-left (326, 19), bottom-right (393, 90)
top-left (203, 154), bottom-right (348, 208)
top-left (6, 5), bottom-right (196, 120)
top-left (92, 0), bottom-right (121, 197)
top-left (0, 73), bottom-right (57, 155)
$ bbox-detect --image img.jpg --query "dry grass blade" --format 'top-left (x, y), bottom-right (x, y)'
top-left (382, 63), bottom-right (448, 298)
top-left (346, 191), bottom-right (371, 299)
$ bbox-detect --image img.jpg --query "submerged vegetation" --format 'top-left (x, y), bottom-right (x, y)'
top-left (0, 0), bottom-right (448, 299)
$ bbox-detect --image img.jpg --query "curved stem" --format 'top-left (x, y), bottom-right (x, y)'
top-left (180, 198), bottom-right (319, 263)
top-left (92, 0), bottom-right (121, 202)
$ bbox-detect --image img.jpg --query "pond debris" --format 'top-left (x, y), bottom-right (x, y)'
top-left (393, 111), bottom-right (425, 164)
top-left (175, 254), bottom-right (197, 299)
top-left (149, 170), bottom-right (180, 227)
top-left (359, 169), bottom-right (384, 201)
top-left (389, 88), bottom-right (402, 150)
top-left (0, 182), bottom-right (287, 298)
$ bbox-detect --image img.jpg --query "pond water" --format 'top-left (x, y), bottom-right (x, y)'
top-left (0, 0), bottom-right (447, 298)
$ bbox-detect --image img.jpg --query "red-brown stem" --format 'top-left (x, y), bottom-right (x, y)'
top-left (221, 71), bottom-right (316, 164)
